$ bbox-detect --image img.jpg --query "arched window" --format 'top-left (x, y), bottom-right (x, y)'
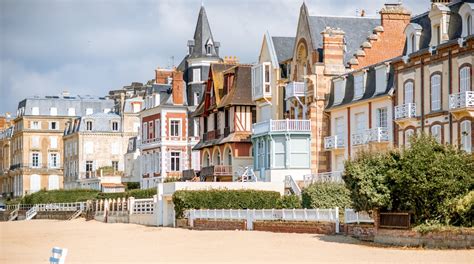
top-left (468, 15), bottom-right (472, 35)
top-left (460, 66), bottom-right (472, 93)
top-left (203, 152), bottom-right (210, 167)
top-left (404, 81), bottom-right (414, 104)
top-left (411, 33), bottom-right (416, 53)
top-left (431, 74), bottom-right (441, 111)
top-left (206, 44), bottom-right (212, 55)
top-left (404, 129), bottom-right (415, 147)
top-left (461, 120), bottom-right (472, 153)
top-left (430, 124), bottom-right (442, 144)
top-left (226, 148), bottom-right (232, 166)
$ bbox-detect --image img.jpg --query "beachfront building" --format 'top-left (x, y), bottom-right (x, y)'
top-left (284, 2), bottom-right (411, 178)
top-left (251, 32), bottom-right (312, 182)
top-left (193, 63), bottom-right (255, 182)
top-left (393, 0), bottom-right (473, 152)
top-left (0, 127), bottom-right (13, 197)
top-left (325, 61), bottom-right (395, 177)
top-left (139, 68), bottom-right (200, 188)
top-left (123, 136), bottom-right (141, 183)
top-left (63, 98), bottom-right (141, 190)
top-left (7, 94), bottom-right (114, 197)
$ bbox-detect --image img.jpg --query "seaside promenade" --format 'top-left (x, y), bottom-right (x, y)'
top-left (1, 219), bottom-right (473, 263)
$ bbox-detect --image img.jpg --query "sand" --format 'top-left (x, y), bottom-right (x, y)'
top-left (0, 219), bottom-right (472, 264)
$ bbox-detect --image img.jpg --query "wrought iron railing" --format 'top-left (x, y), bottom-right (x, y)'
top-left (449, 91), bottom-right (474, 110)
top-left (352, 127), bottom-right (389, 146)
top-left (324, 135), bottom-right (345, 150)
top-left (394, 103), bottom-right (417, 120)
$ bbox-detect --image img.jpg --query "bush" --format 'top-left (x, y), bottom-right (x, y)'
top-left (344, 134), bottom-right (474, 226)
top-left (450, 191), bottom-right (474, 227)
top-left (96, 192), bottom-right (127, 200)
top-left (128, 188), bottom-right (157, 199)
top-left (301, 182), bottom-right (352, 209)
top-left (21, 189), bottom-right (99, 204)
top-left (277, 195), bottom-right (302, 209)
top-left (172, 190), bottom-right (282, 218)
top-left (126, 182), bottom-right (140, 190)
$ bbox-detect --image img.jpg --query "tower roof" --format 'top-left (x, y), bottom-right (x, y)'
top-left (188, 6), bottom-right (220, 59)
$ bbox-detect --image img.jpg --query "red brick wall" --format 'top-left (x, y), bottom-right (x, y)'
top-left (346, 224), bottom-right (375, 241)
top-left (165, 112), bottom-right (187, 140)
top-left (172, 71), bottom-right (184, 105)
top-left (193, 219), bottom-right (247, 231)
top-left (253, 221), bottom-right (336, 235)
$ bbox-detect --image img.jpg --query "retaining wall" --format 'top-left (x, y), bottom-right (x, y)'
top-left (35, 211), bottom-right (76, 220)
top-left (345, 224), bottom-right (376, 241)
top-left (193, 219), bottom-right (247, 231)
top-left (253, 221), bottom-right (336, 235)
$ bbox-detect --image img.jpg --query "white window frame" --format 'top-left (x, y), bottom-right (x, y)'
top-left (112, 121), bottom-right (119, 131)
top-left (430, 124), bottom-right (442, 144)
top-left (49, 121), bottom-right (58, 130)
top-left (354, 112), bottom-right (366, 133)
top-left (86, 121), bottom-right (93, 131)
top-left (143, 122), bottom-right (148, 141)
top-left (31, 121), bottom-right (40, 130)
top-left (460, 66), bottom-right (471, 93)
top-left (404, 129), bottom-right (415, 147)
top-left (404, 81), bottom-right (414, 104)
top-left (154, 119), bottom-right (161, 139)
top-left (353, 73), bottom-right (365, 100)
top-left (31, 107), bottom-right (39, 116)
top-left (461, 120), bottom-right (472, 153)
top-left (431, 74), bottom-right (441, 111)
top-left (170, 152), bottom-right (180, 172)
top-left (169, 119), bottom-right (181, 137)
top-left (376, 108), bottom-right (388, 128)
top-left (334, 78), bottom-right (346, 105)
top-left (193, 68), bottom-right (201, 83)
top-left (31, 152), bottom-right (40, 168)
top-left (48, 152), bottom-right (59, 168)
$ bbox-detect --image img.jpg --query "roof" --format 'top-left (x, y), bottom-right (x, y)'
top-left (307, 15), bottom-right (380, 65)
top-left (188, 6), bottom-right (220, 59)
top-left (192, 131), bottom-right (251, 150)
top-left (217, 65), bottom-right (255, 108)
top-left (326, 60), bottom-right (394, 110)
top-left (64, 112), bottom-right (122, 135)
top-left (271, 36), bottom-right (295, 63)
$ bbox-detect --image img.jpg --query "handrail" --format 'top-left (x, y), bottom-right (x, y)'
top-left (285, 175), bottom-right (301, 196)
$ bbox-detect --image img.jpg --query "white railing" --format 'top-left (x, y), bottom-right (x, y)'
top-left (352, 127), bottom-right (389, 146)
top-left (25, 206), bottom-right (38, 220)
top-left (285, 82), bottom-right (306, 99)
top-left (303, 171), bottom-right (343, 187)
top-left (253, 119), bottom-right (311, 135)
top-left (141, 177), bottom-right (163, 189)
top-left (284, 175), bottom-right (302, 196)
top-left (344, 208), bottom-right (374, 224)
top-left (394, 103), bottom-right (416, 120)
top-left (449, 91), bottom-right (474, 110)
top-left (324, 135), bottom-right (345, 150)
top-left (36, 202), bottom-right (86, 212)
top-left (8, 204), bottom-right (20, 221)
top-left (132, 198), bottom-right (155, 215)
top-left (186, 208), bottom-right (340, 232)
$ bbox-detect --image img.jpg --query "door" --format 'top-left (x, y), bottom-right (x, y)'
top-left (335, 154), bottom-right (344, 172)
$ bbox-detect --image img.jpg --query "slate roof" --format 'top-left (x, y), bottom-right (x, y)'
top-left (217, 65), bottom-right (255, 108)
top-left (65, 112), bottom-right (122, 135)
top-left (271, 37), bottom-right (295, 63)
top-left (326, 60), bottom-right (395, 110)
top-left (188, 6), bottom-right (220, 59)
top-left (307, 16), bottom-right (380, 65)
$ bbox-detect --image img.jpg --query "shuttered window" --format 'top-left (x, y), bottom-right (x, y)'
top-left (431, 74), bottom-right (441, 111)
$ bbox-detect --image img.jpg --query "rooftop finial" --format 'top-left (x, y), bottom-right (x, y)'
top-left (201, 0), bottom-right (204, 7)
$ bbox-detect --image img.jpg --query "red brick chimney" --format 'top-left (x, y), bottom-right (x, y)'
top-left (171, 69), bottom-right (184, 105)
top-left (321, 27), bottom-right (346, 73)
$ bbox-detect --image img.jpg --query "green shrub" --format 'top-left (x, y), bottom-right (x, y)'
top-left (172, 190), bottom-right (282, 218)
top-left (125, 182), bottom-right (140, 190)
top-left (277, 195), bottom-right (302, 209)
top-left (128, 188), bottom-right (157, 199)
top-left (21, 189), bottom-right (99, 204)
top-left (450, 191), bottom-right (474, 227)
top-left (301, 182), bottom-right (352, 209)
top-left (96, 192), bottom-right (127, 200)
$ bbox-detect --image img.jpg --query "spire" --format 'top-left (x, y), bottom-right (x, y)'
top-left (187, 5), bottom-right (220, 59)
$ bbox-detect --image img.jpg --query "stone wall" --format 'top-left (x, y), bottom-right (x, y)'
top-left (193, 219), bottom-right (247, 231)
top-left (253, 221), bottom-right (335, 235)
top-left (345, 224), bottom-right (375, 241)
top-left (374, 228), bottom-right (474, 249)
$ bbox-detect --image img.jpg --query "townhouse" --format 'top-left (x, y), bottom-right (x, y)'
top-left (393, 0), bottom-right (473, 152)
top-left (4, 94), bottom-right (114, 197)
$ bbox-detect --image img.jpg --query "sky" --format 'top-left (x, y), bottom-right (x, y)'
top-left (0, 0), bottom-right (428, 114)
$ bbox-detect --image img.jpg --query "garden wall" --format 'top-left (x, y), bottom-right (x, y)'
top-left (35, 211), bottom-right (76, 220)
top-left (253, 221), bottom-right (335, 235)
top-left (193, 219), bottom-right (247, 231)
top-left (345, 224), bottom-right (375, 241)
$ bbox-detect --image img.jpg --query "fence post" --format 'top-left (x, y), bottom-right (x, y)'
top-left (304, 208), bottom-right (307, 221)
top-left (128, 197), bottom-right (135, 215)
top-left (335, 207), bottom-right (340, 234)
top-left (356, 210), bottom-right (360, 224)
top-left (189, 209), bottom-right (194, 227)
top-left (246, 209), bottom-right (253, 230)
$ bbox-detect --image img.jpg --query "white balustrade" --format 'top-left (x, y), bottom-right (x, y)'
top-left (344, 208), bottom-right (374, 224)
top-left (352, 127), bottom-right (389, 146)
top-left (252, 119), bottom-right (311, 135)
top-left (285, 82), bottom-right (306, 99)
top-left (303, 171), bottom-right (343, 187)
top-left (324, 135), bottom-right (345, 150)
top-left (395, 103), bottom-right (417, 120)
top-left (133, 198), bottom-right (155, 215)
top-left (449, 91), bottom-right (474, 110)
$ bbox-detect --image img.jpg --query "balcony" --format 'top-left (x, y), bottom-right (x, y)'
top-left (394, 103), bottom-right (417, 128)
top-left (200, 165), bottom-right (233, 181)
top-left (251, 63), bottom-right (271, 101)
top-left (204, 130), bottom-right (221, 141)
top-left (285, 82), bottom-right (306, 100)
top-left (303, 171), bottom-right (343, 187)
top-left (324, 136), bottom-right (345, 150)
top-left (352, 127), bottom-right (389, 146)
top-left (449, 91), bottom-right (474, 120)
top-left (252, 119), bottom-right (311, 137)
top-left (9, 163), bottom-right (63, 171)
top-left (141, 137), bottom-right (161, 145)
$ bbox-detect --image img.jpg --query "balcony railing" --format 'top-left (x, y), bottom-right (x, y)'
top-left (449, 91), bottom-right (474, 110)
top-left (285, 82), bottom-right (306, 99)
top-left (9, 163), bottom-right (63, 170)
top-left (205, 130), bottom-right (221, 141)
top-left (324, 136), bottom-right (345, 150)
top-left (351, 127), bottom-right (389, 146)
top-left (303, 171), bottom-right (343, 187)
top-left (200, 165), bottom-right (233, 179)
top-left (394, 103), bottom-right (417, 120)
top-left (141, 137), bottom-right (161, 144)
top-left (252, 119), bottom-right (311, 136)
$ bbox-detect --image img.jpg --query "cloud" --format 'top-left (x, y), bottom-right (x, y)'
top-left (0, 0), bottom-right (428, 114)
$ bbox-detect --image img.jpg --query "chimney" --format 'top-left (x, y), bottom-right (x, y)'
top-left (171, 70), bottom-right (184, 105)
top-left (62, 90), bottom-right (70, 97)
top-left (380, 3), bottom-right (411, 29)
top-left (155, 68), bottom-right (172, 84)
top-left (321, 27), bottom-right (346, 67)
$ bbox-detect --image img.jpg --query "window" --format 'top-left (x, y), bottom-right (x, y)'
top-left (31, 121), bottom-right (40, 129)
top-left (170, 120), bottom-right (180, 137)
top-left (143, 122), bottom-right (148, 141)
top-left (354, 74), bottom-right (365, 99)
top-left (170, 152), bottom-right (180, 171)
top-left (274, 138), bottom-right (285, 168)
top-left (50, 107), bottom-right (57, 116)
top-left (404, 129), bottom-right (415, 147)
top-left (334, 79), bottom-right (345, 105)
top-left (435, 25), bottom-right (441, 45)
top-left (49, 153), bottom-right (59, 168)
top-left (31, 107), bottom-right (39, 115)
top-left (375, 65), bottom-right (388, 94)
top-left (86, 121), bottom-right (93, 131)
top-left (112, 121), bottom-right (119, 131)
top-left (355, 112), bottom-right (366, 133)
top-left (148, 121), bottom-right (153, 139)
top-left (404, 81), bottom-right (414, 104)
top-left (206, 44), bottom-right (212, 54)
top-left (193, 68), bottom-right (201, 83)
top-left (194, 93), bottom-right (200, 105)
top-left (32, 152), bottom-right (40, 168)
top-left (112, 161), bottom-right (118, 171)
top-left (86, 108), bottom-right (93, 115)
top-left (132, 103), bottom-right (141, 113)
top-left (50, 136), bottom-right (58, 149)
top-left (461, 120), bottom-right (472, 153)
top-left (460, 66), bottom-right (471, 93)
top-left (431, 74), bottom-right (441, 111)
top-left (257, 140), bottom-right (265, 169)
top-left (376, 108), bottom-right (388, 128)
top-left (32, 136), bottom-right (40, 148)
top-left (430, 124), bottom-right (442, 144)
top-left (85, 141), bottom-right (93, 154)
top-left (49, 121), bottom-right (58, 130)
top-left (410, 34), bottom-right (416, 53)
top-left (86, 161), bottom-right (93, 177)
top-left (468, 15), bottom-right (472, 35)
top-left (155, 119), bottom-right (161, 139)
top-left (68, 108), bottom-right (75, 116)
top-left (264, 63), bottom-right (271, 94)
top-left (335, 117), bottom-right (345, 143)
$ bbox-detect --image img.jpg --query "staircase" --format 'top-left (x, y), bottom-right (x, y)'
top-left (284, 175), bottom-right (302, 196)
top-left (68, 209), bottom-right (83, 220)
top-left (25, 206), bottom-right (38, 220)
top-left (8, 205), bottom-right (19, 221)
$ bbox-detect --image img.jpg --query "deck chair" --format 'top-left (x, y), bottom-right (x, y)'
top-left (49, 247), bottom-right (68, 264)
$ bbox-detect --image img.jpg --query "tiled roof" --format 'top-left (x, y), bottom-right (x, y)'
top-left (271, 36), bottom-right (295, 63)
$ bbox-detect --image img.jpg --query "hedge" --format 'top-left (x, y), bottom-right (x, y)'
top-left (301, 182), bottom-right (352, 209)
top-left (173, 190), bottom-right (286, 218)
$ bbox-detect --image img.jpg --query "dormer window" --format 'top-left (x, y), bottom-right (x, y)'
top-left (459, 3), bottom-right (474, 38)
top-left (434, 24), bottom-right (441, 45)
top-left (468, 15), bottom-right (472, 35)
top-left (112, 121), bottom-right (119, 131)
top-left (206, 44), bottom-right (212, 55)
top-left (405, 23), bottom-right (422, 55)
top-left (86, 121), bottom-right (93, 131)
top-left (429, 3), bottom-right (451, 47)
top-left (333, 78), bottom-right (346, 105)
top-left (353, 73), bottom-right (365, 100)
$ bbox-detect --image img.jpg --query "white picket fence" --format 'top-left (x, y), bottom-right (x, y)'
top-left (36, 202), bottom-right (86, 212)
top-left (95, 196), bottom-right (158, 226)
top-left (344, 208), bottom-right (374, 224)
top-left (186, 208), bottom-right (340, 232)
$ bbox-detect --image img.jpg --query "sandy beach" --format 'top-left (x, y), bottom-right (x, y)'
top-left (0, 219), bottom-right (472, 264)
